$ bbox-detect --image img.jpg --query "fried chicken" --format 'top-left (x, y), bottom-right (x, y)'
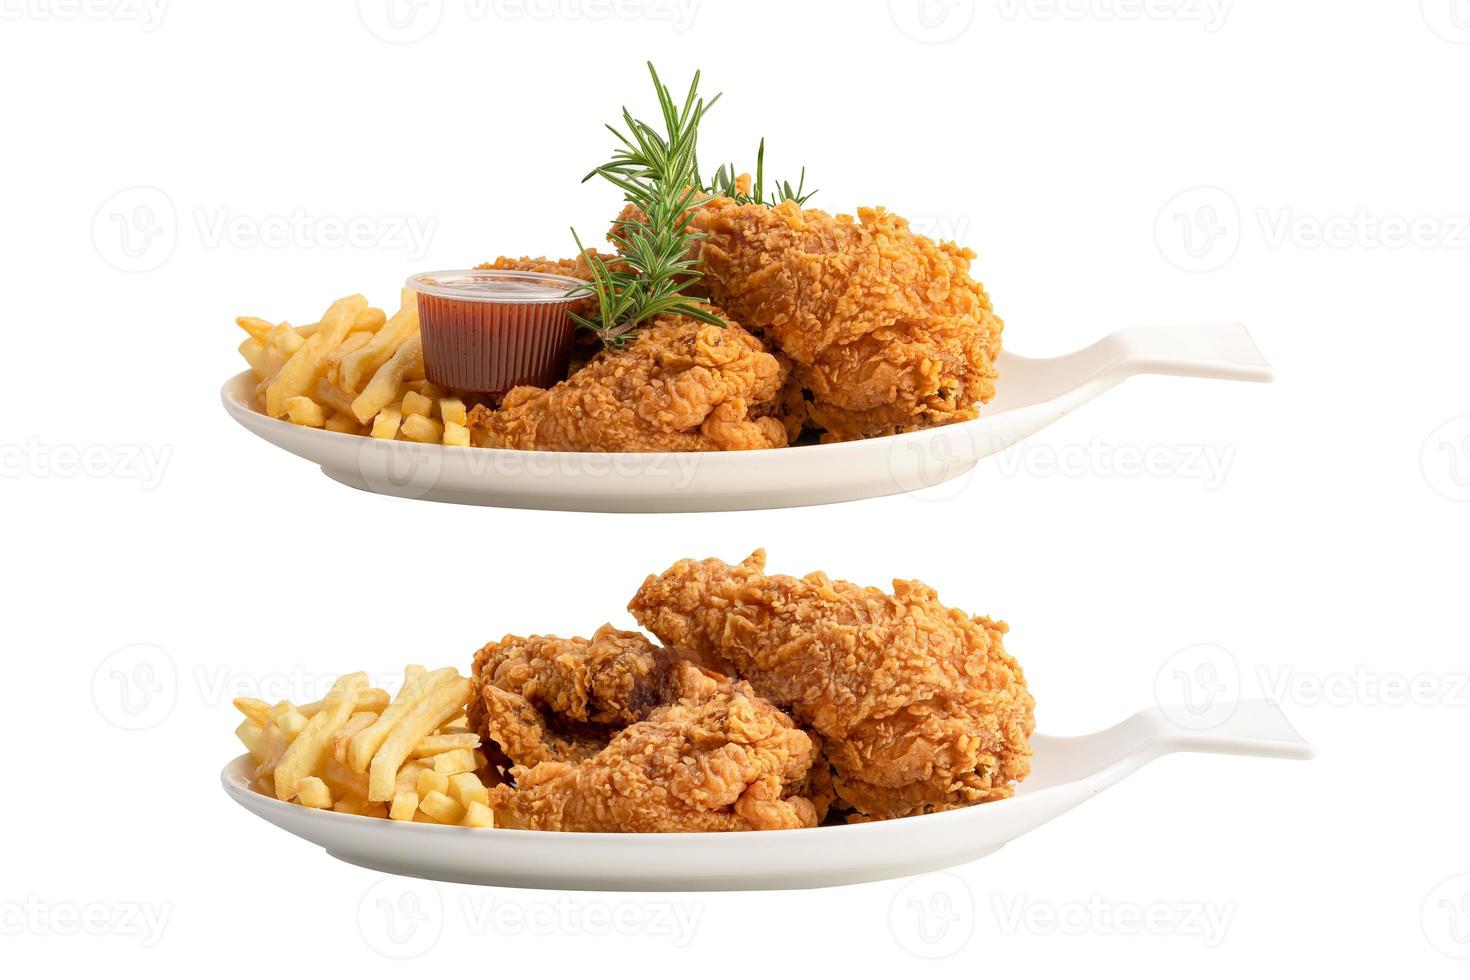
top-left (471, 625), bottom-right (825, 832)
top-left (467, 310), bottom-right (789, 452)
top-left (468, 625), bottom-right (684, 768)
top-left (628, 550), bottom-right (1035, 821)
top-left (689, 199), bottom-right (1004, 441)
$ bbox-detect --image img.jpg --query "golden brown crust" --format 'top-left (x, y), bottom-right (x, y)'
top-left (628, 550), bottom-right (1035, 820)
top-left (470, 625), bottom-right (823, 832)
top-left (690, 199), bottom-right (1003, 441)
top-left (467, 311), bottom-right (789, 452)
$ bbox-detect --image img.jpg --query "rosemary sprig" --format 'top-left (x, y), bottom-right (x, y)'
top-left (570, 63), bottom-right (725, 348)
top-left (707, 138), bottom-right (818, 207)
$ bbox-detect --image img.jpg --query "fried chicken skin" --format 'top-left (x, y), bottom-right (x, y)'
top-left (472, 626), bottom-right (825, 832)
top-left (628, 550), bottom-right (1035, 821)
top-left (689, 199), bottom-right (1004, 441)
top-left (467, 626), bottom-right (682, 769)
top-left (467, 311), bottom-right (789, 452)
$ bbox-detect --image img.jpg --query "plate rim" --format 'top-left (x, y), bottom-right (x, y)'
top-left (219, 369), bottom-right (1018, 464)
top-left (220, 752), bottom-right (1030, 843)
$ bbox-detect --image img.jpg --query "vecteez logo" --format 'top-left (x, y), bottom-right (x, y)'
top-left (0, 0), bottom-right (168, 30)
top-left (890, 0), bottom-right (977, 43)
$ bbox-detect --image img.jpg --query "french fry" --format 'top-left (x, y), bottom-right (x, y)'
top-left (295, 776), bottom-right (332, 809)
top-left (416, 769), bottom-right (449, 798)
top-left (238, 339), bottom-right (269, 381)
top-left (324, 412), bottom-right (365, 434)
top-left (463, 801), bottom-right (495, 828)
top-left (265, 295), bottom-right (366, 418)
top-left (313, 378), bottom-right (357, 418)
top-left (389, 791), bottom-right (419, 821)
top-left (235, 719), bottom-right (265, 762)
top-left (432, 748), bottom-right (477, 775)
top-left (440, 397), bottom-right (467, 427)
top-left (236, 315), bottom-right (274, 344)
top-left (411, 734), bottom-right (481, 757)
top-left (273, 672), bottom-right (367, 801)
top-left (233, 697), bottom-right (272, 726)
top-left (370, 406), bottom-right (401, 440)
top-left (443, 421), bottom-right (470, 448)
top-left (332, 711), bottom-right (380, 763)
top-left (368, 676), bottom-right (473, 801)
top-left (340, 289), bottom-right (419, 395)
top-left (400, 413), bottom-right (443, 444)
top-left (284, 396), bottom-right (325, 427)
top-left (346, 666), bottom-right (445, 774)
top-left (325, 332), bottom-right (374, 388)
top-left (266, 321), bottom-right (305, 358)
top-left (418, 790), bottom-right (464, 825)
top-left (449, 772), bottom-right (489, 809)
top-left (354, 307), bottom-right (387, 332)
top-left (350, 335), bottom-right (423, 424)
top-left (400, 390), bottom-right (433, 419)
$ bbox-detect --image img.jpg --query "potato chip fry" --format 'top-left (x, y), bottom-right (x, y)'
top-left (368, 676), bottom-right (474, 802)
top-left (265, 295), bottom-right (366, 418)
top-left (341, 290), bottom-right (419, 395)
top-left (274, 672), bottom-right (367, 801)
top-left (266, 321), bottom-right (305, 358)
top-left (350, 334), bottom-right (423, 424)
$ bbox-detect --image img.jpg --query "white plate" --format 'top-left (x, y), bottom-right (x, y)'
top-left (222, 699), bottom-right (1311, 891)
top-left (221, 323), bottom-right (1272, 513)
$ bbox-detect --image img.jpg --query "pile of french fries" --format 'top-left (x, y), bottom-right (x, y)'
top-left (233, 666), bottom-right (495, 828)
top-left (236, 291), bottom-right (471, 446)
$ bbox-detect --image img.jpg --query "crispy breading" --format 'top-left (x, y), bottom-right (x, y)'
top-left (628, 550), bottom-right (1035, 820)
top-left (690, 199), bottom-right (1003, 441)
top-left (467, 311), bottom-right (789, 452)
top-left (471, 626), bottom-right (825, 832)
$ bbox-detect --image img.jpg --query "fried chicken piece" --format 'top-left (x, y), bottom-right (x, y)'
top-left (467, 311), bottom-right (789, 452)
top-left (628, 550), bottom-right (1036, 821)
top-left (468, 625), bottom-right (684, 768)
top-left (473, 626), bottom-right (824, 832)
top-left (690, 199), bottom-right (1004, 441)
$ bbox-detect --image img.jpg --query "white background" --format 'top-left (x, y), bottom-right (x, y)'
top-left (3, 0), bottom-right (1468, 974)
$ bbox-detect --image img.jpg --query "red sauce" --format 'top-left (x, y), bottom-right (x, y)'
top-left (407, 270), bottom-right (588, 396)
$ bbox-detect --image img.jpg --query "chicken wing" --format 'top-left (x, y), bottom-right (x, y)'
top-left (467, 310), bottom-right (789, 452)
top-left (628, 550), bottom-right (1035, 820)
top-left (689, 199), bottom-right (1004, 441)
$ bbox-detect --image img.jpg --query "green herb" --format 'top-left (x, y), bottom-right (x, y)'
top-left (570, 63), bottom-right (726, 348)
top-left (706, 137), bottom-right (818, 207)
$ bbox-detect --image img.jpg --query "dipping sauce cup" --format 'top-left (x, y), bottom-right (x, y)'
top-left (406, 269), bottom-right (589, 397)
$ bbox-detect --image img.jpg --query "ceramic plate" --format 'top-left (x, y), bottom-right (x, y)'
top-left (222, 323), bottom-right (1271, 512)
